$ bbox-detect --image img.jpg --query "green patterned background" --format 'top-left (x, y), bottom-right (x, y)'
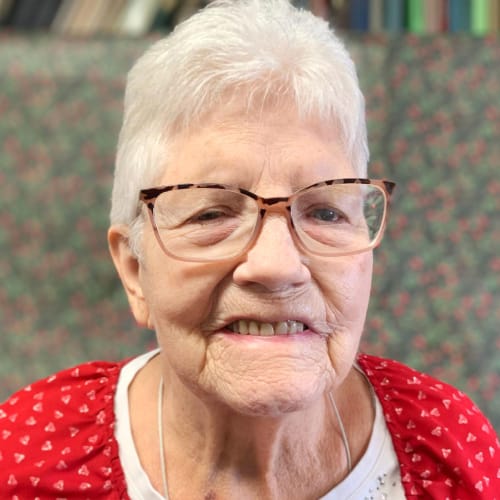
top-left (0, 34), bottom-right (499, 430)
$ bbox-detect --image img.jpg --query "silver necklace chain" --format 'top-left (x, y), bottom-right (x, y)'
top-left (157, 378), bottom-right (352, 499)
top-left (158, 378), bottom-right (169, 499)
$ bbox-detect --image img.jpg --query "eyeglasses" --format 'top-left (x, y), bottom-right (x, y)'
top-left (139, 178), bottom-right (396, 262)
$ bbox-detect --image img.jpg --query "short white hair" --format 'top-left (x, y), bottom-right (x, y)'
top-left (110, 0), bottom-right (369, 252)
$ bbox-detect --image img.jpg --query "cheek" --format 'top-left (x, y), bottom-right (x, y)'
top-left (140, 259), bottom-right (236, 384)
top-left (321, 253), bottom-right (373, 322)
top-left (140, 253), bottom-right (233, 330)
top-left (317, 253), bottom-right (373, 378)
top-left (341, 253), bottom-right (373, 321)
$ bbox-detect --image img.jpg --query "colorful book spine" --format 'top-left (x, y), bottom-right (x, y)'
top-left (349, 0), bottom-right (369, 31)
top-left (448, 0), bottom-right (470, 32)
top-left (407, 0), bottom-right (426, 33)
top-left (470, 0), bottom-right (489, 34)
top-left (491, 0), bottom-right (500, 32)
top-left (34, 0), bottom-right (62, 29)
top-left (369, 0), bottom-right (384, 32)
top-left (423, 0), bottom-right (446, 33)
top-left (383, 0), bottom-right (405, 33)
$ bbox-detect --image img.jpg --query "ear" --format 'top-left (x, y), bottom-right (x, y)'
top-left (108, 225), bottom-right (152, 329)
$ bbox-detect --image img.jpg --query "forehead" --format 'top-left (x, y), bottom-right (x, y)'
top-left (160, 108), bottom-right (356, 192)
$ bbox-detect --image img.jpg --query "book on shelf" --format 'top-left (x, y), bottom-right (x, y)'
top-left (33, 0), bottom-right (62, 29)
top-left (470, 0), bottom-right (489, 34)
top-left (329, 0), bottom-right (349, 31)
top-left (448, 0), bottom-right (470, 32)
top-left (65, 0), bottom-right (95, 36)
top-left (51, 0), bottom-right (78, 34)
top-left (99, 0), bottom-right (127, 35)
top-left (83, 0), bottom-right (109, 35)
top-left (349, 0), bottom-right (370, 31)
top-left (491, 0), bottom-right (500, 31)
top-left (426, 0), bottom-right (448, 33)
top-left (383, 0), bottom-right (405, 33)
top-left (0, 0), bottom-right (13, 25)
top-left (5, 0), bottom-right (40, 28)
top-left (369, 0), bottom-right (384, 32)
top-left (407, 0), bottom-right (425, 33)
top-left (119, 0), bottom-right (161, 36)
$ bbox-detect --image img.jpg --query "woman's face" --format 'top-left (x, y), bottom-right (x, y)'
top-left (130, 109), bottom-right (373, 416)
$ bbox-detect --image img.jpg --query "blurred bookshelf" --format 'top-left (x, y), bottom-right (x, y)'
top-left (0, 0), bottom-right (499, 37)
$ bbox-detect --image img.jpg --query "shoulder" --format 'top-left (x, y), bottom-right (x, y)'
top-left (0, 359), bottom-right (130, 498)
top-left (358, 354), bottom-right (500, 499)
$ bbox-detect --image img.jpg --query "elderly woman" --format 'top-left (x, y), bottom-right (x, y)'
top-left (1, 1), bottom-right (498, 498)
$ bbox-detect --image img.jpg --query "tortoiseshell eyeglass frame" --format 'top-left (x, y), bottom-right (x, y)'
top-left (139, 178), bottom-right (396, 262)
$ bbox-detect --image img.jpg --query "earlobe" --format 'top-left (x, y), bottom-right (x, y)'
top-left (108, 225), bottom-right (151, 328)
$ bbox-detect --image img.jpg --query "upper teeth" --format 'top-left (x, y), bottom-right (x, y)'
top-left (228, 320), bottom-right (305, 336)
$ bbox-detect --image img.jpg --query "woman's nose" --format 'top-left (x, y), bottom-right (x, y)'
top-left (232, 215), bottom-right (311, 291)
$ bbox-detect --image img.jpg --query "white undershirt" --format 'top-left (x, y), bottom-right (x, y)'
top-left (115, 350), bottom-right (405, 499)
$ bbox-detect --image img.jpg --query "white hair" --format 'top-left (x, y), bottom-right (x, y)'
top-left (110, 0), bottom-right (369, 253)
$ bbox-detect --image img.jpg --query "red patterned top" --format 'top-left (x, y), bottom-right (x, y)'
top-left (0, 354), bottom-right (498, 499)
top-left (357, 355), bottom-right (500, 499)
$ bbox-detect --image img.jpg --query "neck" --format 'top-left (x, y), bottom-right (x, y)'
top-left (159, 369), bottom-right (357, 499)
top-left (129, 355), bottom-right (373, 499)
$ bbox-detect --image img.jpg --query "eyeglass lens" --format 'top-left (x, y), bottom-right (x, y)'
top-left (151, 184), bottom-right (387, 260)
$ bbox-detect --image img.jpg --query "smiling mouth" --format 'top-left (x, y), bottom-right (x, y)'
top-left (226, 320), bottom-right (308, 336)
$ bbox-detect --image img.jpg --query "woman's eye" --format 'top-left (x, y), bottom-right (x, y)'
top-left (195, 210), bottom-right (225, 222)
top-left (310, 207), bottom-right (343, 222)
top-left (188, 206), bottom-right (240, 224)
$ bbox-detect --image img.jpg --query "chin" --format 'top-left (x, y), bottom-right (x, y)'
top-left (212, 375), bottom-right (327, 418)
